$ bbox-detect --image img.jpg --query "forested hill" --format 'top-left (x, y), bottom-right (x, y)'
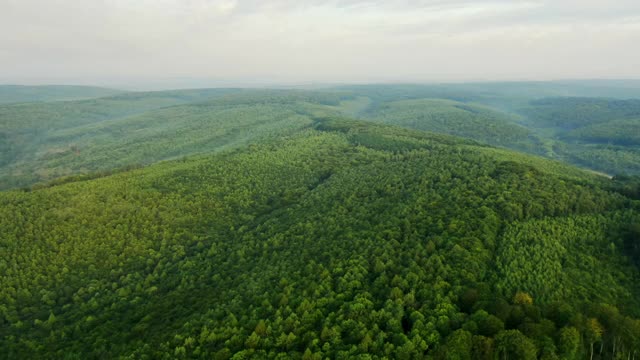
top-left (3, 85), bottom-right (640, 190)
top-left (0, 89), bottom-right (351, 189)
top-left (2, 118), bottom-right (640, 359)
top-left (354, 98), bottom-right (535, 152)
top-left (330, 85), bottom-right (640, 176)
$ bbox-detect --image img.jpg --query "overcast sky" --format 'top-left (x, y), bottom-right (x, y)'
top-left (1, 0), bottom-right (639, 88)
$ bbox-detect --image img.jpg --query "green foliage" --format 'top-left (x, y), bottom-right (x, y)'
top-left (558, 326), bottom-right (580, 359)
top-left (439, 329), bottom-right (472, 359)
top-left (494, 330), bottom-right (537, 360)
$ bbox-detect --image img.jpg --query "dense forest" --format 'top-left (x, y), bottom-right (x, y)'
top-left (1, 83), bottom-right (640, 358)
top-left (2, 114), bottom-right (640, 358)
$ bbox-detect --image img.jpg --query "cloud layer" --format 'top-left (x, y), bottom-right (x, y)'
top-left (1, 0), bottom-right (639, 87)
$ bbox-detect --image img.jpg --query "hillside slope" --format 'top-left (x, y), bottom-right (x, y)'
top-left (0, 89), bottom-right (350, 189)
top-left (356, 98), bottom-right (537, 152)
top-left (1, 119), bottom-right (639, 359)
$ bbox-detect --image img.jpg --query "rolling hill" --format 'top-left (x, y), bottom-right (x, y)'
top-left (3, 84), bottom-right (640, 191)
top-left (0, 89), bottom-right (353, 189)
top-left (331, 85), bottom-right (640, 176)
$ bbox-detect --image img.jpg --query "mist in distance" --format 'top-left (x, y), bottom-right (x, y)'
top-left (1, 0), bottom-right (639, 89)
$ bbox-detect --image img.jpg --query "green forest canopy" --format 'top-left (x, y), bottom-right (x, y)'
top-left (1, 117), bottom-right (640, 359)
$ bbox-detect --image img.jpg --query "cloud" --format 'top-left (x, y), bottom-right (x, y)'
top-left (1, 0), bottom-right (639, 86)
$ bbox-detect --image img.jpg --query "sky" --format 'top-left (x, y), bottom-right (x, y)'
top-left (1, 0), bottom-right (640, 88)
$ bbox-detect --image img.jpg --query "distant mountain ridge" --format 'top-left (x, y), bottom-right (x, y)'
top-left (0, 85), bottom-right (123, 104)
